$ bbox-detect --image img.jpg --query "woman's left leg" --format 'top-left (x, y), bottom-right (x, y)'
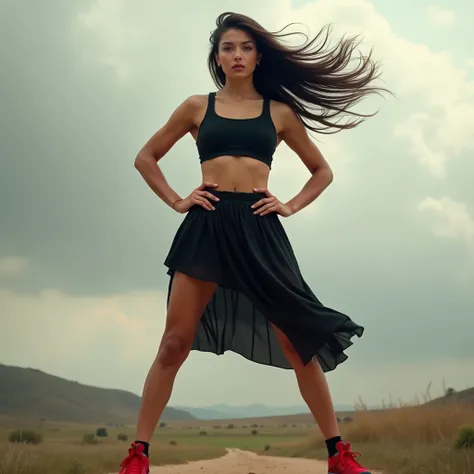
top-left (272, 324), bottom-right (372, 473)
top-left (271, 324), bottom-right (340, 441)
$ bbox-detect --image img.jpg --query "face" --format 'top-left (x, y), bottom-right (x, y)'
top-left (215, 28), bottom-right (261, 78)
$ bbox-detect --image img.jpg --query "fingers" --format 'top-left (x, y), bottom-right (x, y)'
top-left (258, 204), bottom-right (277, 216)
top-left (251, 196), bottom-right (275, 210)
top-left (193, 196), bottom-right (215, 211)
top-left (193, 182), bottom-right (219, 211)
top-left (254, 202), bottom-right (277, 215)
top-left (198, 181), bottom-right (218, 190)
top-left (253, 187), bottom-right (273, 197)
top-left (196, 190), bottom-right (220, 202)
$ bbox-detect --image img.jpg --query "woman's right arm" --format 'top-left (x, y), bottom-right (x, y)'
top-left (134, 95), bottom-right (217, 211)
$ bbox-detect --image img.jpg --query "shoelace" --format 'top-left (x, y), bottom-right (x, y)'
top-left (120, 443), bottom-right (147, 471)
top-left (337, 443), bottom-right (363, 469)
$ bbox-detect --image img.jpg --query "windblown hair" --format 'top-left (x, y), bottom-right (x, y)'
top-left (208, 12), bottom-right (391, 134)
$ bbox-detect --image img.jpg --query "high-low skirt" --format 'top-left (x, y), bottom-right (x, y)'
top-left (164, 188), bottom-right (364, 371)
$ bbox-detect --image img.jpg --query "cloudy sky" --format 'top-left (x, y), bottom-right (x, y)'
top-left (1, 0), bottom-right (473, 410)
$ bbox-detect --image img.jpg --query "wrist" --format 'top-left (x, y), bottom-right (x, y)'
top-left (171, 199), bottom-right (183, 211)
top-left (285, 200), bottom-right (298, 216)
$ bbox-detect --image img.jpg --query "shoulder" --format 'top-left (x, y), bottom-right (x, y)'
top-left (185, 94), bottom-right (209, 106)
top-left (179, 94), bottom-right (208, 112)
top-left (167, 94), bottom-right (209, 125)
top-left (270, 99), bottom-right (299, 120)
top-left (269, 99), bottom-right (304, 133)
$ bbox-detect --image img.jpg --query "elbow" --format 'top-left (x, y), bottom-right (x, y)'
top-left (326, 166), bottom-right (334, 185)
top-left (313, 164), bottom-right (333, 186)
top-left (134, 152), bottom-right (153, 170)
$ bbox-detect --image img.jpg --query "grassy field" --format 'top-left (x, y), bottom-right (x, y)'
top-left (1, 402), bottom-right (473, 474)
top-left (0, 421), bottom-right (312, 474)
top-left (265, 402), bottom-right (474, 474)
top-left (0, 439), bottom-right (225, 474)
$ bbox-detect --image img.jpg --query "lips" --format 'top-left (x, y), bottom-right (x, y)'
top-left (232, 65), bottom-right (245, 70)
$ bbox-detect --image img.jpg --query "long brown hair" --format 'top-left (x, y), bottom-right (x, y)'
top-left (208, 12), bottom-right (391, 134)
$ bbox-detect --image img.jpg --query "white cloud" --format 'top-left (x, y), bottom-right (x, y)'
top-left (0, 256), bottom-right (29, 278)
top-left (418, 197), bottom-right (474, 244)
top-left (394, 114), bottom-right (446, 177)
top-left (427, 5), bottom-right (455, 28)
top-left (274, 0), bottom-right (474, 178)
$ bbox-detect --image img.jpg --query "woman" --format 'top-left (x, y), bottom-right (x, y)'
top-left (119, 12), bottom-right (389, 474)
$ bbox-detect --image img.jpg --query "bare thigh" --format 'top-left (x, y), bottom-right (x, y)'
top-left (157, 272), bottom-right (216, 366)
top-left (271, 323), bottom-right (305, 369)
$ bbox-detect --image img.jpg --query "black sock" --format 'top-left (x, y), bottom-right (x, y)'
top-left (325, 436), bottom-right (342, 457)
top-left (134, 440), bottom-right (149, 457)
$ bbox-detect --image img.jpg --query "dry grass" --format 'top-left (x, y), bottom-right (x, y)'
top-left (2, 387), bottom-right (474, 474)
top-left (264, 402), bottom-right (474, 473)
top-left (341, 403), bottom-right (474, 445)
top-left (0, 439), bottom-right (225, 474)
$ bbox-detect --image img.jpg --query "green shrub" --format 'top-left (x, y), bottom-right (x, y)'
top-left (251, 429), bottom-right (258, 436)
top-left (117, 433), bottom-right (128, 442)
top-left (169, 440), bottom-right (177, 445)
top-left (96, 427), bottom-right (108, 437)
top-left (454, 424), bottom-right (474, 449)
top-left (8, 429), bottom-right (43, 444)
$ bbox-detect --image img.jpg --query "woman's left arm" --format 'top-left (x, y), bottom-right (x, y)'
top-left (253, 104), bottom-right (334, 217)
top-left (280, 105), bottom-right (334, 214)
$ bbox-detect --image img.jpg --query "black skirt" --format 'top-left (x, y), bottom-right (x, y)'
top-left (164, 188), bottom-right (364, 371)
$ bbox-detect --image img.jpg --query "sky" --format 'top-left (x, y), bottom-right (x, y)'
top-left (1, 0), bottom-right (473, 410)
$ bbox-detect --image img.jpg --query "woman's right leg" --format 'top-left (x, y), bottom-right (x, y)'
top-left (135, 271), bottom-right (216, 442)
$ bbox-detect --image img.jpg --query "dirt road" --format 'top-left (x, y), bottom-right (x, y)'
top-left (146, 448), bottom-right (382, 474)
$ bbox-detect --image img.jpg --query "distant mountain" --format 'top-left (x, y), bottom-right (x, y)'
top-left (0, 364), bottom-right (195, 424)
top-left (176, 403), bottom-right (355, 420)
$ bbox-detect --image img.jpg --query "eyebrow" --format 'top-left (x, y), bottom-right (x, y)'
top-left (221, 40), bottom-right (255, 45)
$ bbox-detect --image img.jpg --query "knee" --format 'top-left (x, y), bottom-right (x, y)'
top-left (156, 333), bottom-right (190, 368)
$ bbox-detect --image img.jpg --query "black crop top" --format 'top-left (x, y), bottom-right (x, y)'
top-left (196, 92), bottom-right (277, 168)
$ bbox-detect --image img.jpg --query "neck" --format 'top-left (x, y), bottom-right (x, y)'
top-left (220, 78), bottom-right (259, 100)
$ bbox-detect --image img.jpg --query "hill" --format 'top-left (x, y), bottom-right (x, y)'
top-left (0, 363), bottom-right (195, 424)
top-left (427, 386), bottom-right (474, 406)
top-left (177, 403), bottom-right (356, 420)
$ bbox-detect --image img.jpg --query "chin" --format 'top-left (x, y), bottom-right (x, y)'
top-left (230, 70), bottom-right (252, 78)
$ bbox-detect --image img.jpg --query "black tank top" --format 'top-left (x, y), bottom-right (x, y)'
top-left (196, 92), bottom-right (277, 168)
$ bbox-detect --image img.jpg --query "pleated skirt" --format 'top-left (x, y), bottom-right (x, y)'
top-left (164, 188), bottom-right (364, 371)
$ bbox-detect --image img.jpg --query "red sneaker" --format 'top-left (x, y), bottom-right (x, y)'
top-left (118, 442), bottom-right (150, 474)
top-left (328, 441), bottom-right (371, 474)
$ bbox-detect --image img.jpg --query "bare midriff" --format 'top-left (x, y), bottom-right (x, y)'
top-left (201, 155), bottom-right (270, 193)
